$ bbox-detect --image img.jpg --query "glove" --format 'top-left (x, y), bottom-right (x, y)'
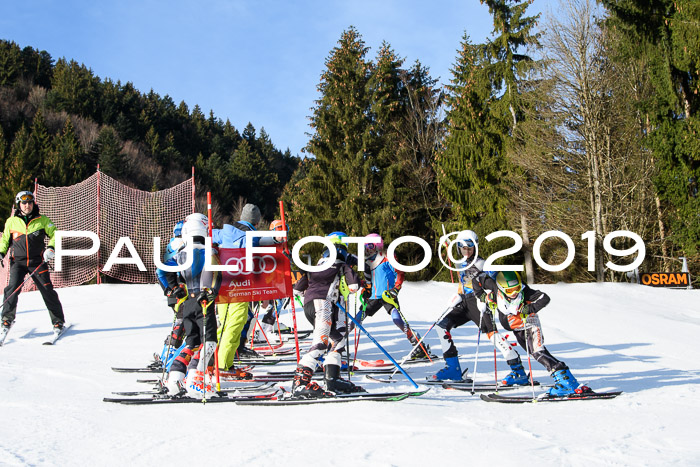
top-left (167, 283), bottom-right (187, 300)
top-left (196, 288), bottom-right (216, 304)
top-left (507, 313), bottom-right (525, 330)
top-left (43, 247), bottom-right (55, 262)
top-left (518, 303), bottom-right (530, 315)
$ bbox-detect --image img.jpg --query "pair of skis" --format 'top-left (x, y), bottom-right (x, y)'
top-left (0, 323), bottom-right (71, 346)
top-left (104, 387), bottom-right (431, 405)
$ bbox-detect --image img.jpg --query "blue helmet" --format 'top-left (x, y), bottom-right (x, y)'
top-left (323, 231), bottom-right (348, 261)
top-left (173, 221), bottom-right (184, 238)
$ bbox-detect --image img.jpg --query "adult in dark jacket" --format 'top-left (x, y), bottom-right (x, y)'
top-left (0, 191), bottom-right (65, 333)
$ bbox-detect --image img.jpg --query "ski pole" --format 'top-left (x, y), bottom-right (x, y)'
top-left (523, 314), bottom-right (536, 400)
top-left (160, 312), bottom-right (178, 390)
top-left (279, 200), bottom-right (300, 363)
top-left (470, 310), bottom-right (485, 394)
top-left (338, 301), bottom-right (418, 389)
top-left (387, 306), bottom-right (452, 379)
top-left (0, 263), bottom-right (43, 313)
top-left (200, 298), bottom-right (210, 403)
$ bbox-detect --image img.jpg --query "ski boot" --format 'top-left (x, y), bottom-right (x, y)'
top-left (237, 347), bottom-right (261, 358)
top-left (164, 370), bottom-right (186, 396)
top-left (409, 341), bottom-right (433, 360)
top-left (501, 359), bottom-right (529, 386)
top-left (546, 368), bottom-right (580, 397)
top-left (291, 365), bottom-right (333, 399)
top-left (324, 364), bottom-right (366, 394)
top-left (255, 322), bottom-right (279, 344)
top-left (221, 366), bottom-right (253, 379)
top-left (186, 369), bottom-right (216, 398)
top-left (430, 356), bottom-right (464, 382)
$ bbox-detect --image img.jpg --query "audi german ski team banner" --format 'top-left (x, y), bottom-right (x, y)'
top-left (217, 247), bottom-right (292, 303)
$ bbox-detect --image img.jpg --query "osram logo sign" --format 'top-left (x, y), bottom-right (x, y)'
top-left (640, 273), bottom-right (690, 287)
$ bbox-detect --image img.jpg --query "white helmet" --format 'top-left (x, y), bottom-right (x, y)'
top-left (456, 230), bottom-right (478, 249)
top-left (185, 213), bottom-right (208, 224)
top-left (182, 214), bottom-right (208, 238)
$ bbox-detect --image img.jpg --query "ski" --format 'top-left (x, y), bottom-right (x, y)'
top-left (442, 381), bottom-right (541, 392)
top-left (234, 388), bottom-right (431, 406)
top-left (43, 323), bottom-right (72, 345)
top-left (480, 389), bottom-right (623, 403)
top-left (0, 323), bottom-right (13, 346)
top-left (104, 389), bottom-right (282, 405)
top-left (112, 381), bottom-right (276, 396)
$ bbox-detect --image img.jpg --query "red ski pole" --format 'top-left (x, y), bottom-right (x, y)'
top-left (279, 200), bottom-right (300, 363)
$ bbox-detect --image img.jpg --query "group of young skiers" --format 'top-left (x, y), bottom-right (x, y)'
top-left (153, 210), bottom-right (584, 400)
top-left (0, 188), bottom-right (585, 400)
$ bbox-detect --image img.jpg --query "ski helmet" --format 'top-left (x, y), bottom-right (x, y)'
top-left (185, 213), bottom-right (208, 225)
top-left (182, 215), bottom-right (208, 238)
top-left (365, 233), bottom-right (383, 255)
top-left (456, 230), bottom-right (478, 249)
top-left (327, 231), bottom-right (348, 246)
top-left (496, 271), bottom-right (523, 300)
top-left (172, 221), bottom-right (184, 238)
top-left (270, 219), bottom-right (284, 231)
top-left (324, 231), bottom-right (348, 260)
top-left (15, 191), bottom-right (34, 206)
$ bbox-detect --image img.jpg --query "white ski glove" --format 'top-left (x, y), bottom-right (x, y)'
top-left (43, 247), bottom-right (55, 262)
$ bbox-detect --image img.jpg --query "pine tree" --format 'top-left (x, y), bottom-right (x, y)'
top-left (43, 118), bottom-right (85, 186)
top-left (289, 27), bottom-right (373, 238)
top-left (93, 127), bottom-right (127, 178)
top-left (603, 0), bottom-right (700, 261)
top-left (437, 34), bottom-right (508, 244)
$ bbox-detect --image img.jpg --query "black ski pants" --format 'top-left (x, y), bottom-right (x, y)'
top-left (2, 261), bottom-right (64, 326)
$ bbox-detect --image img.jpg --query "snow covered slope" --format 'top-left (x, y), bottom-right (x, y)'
top-left (0, 281), bottom-right (698, 466)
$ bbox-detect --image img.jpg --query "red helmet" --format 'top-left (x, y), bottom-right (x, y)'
top-left (270, 220), bottom-right (284, 231)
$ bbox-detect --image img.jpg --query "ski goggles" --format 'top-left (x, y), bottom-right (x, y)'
top-left (18, 193), bottom-right (34, 203)
top-left (504, 284), bottom-right (522, 296)
top-left (365, 243), bottom-right (380, 254)
top-left (457, 240), bottom-right (475, 248)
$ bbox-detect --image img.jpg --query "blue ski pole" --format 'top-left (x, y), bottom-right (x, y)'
top-left (337, 301), bottom-right (419, 389)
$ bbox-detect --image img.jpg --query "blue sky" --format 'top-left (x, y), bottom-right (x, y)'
top-left (1, 0), bottom-right (551, 157)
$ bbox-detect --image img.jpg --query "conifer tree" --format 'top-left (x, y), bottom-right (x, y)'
top-left (437, 35), bottom-right (507, 242)
top-left (43, 118), bottom-right (85, 186)
top-left (289, 27), bottom-right (373, 237)
top-left (93, 127), bottom-right (127, 178)
top-left (603, 0), bottom-right (700, 259)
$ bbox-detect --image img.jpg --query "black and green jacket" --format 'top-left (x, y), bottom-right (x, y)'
top-left (0, 205), bottom-right (57, 266)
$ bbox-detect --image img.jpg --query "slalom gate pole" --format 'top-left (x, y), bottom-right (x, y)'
top-left (338, 301), bottom-right (418, 389)
top-left (206, 192), bottom-right (221, 393)
top-left (470, 311), bottom-right (485, 394)
top-left (279, 200), bottom-right (300, 363)
top-left (490, 309), bottom-right (498, 388)
top-left (0, 263), bottom-right (43, 313)
top-left (523, 315), bottom-right (536, 400)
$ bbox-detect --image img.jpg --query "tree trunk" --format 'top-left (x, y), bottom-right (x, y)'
top-left (521, 210), bottom-right (535, 283)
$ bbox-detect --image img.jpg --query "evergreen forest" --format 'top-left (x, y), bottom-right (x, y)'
top-left (1, 0), bottom-right (697, 284)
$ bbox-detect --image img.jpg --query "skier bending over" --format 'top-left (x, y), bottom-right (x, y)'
top-left (291, 233), bottom-right (365, 398)
top-left (355, 233), bottom-right (432, 360)
top-left (430, 230), bottom-right (522, 383)
top-left (164, 215), bottom-right (222, 397)
top-left (472, 271), bottom-right (582, 396)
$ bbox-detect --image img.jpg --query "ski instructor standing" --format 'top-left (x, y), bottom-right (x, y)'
top-left (0, 191), bottom-right (65, 333)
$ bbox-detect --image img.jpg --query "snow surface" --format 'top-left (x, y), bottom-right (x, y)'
top-left (1, 281), bottom-right (699, 466)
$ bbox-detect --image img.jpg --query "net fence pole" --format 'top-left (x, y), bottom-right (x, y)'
top-left (96, 167), bottom-right (101, 285)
